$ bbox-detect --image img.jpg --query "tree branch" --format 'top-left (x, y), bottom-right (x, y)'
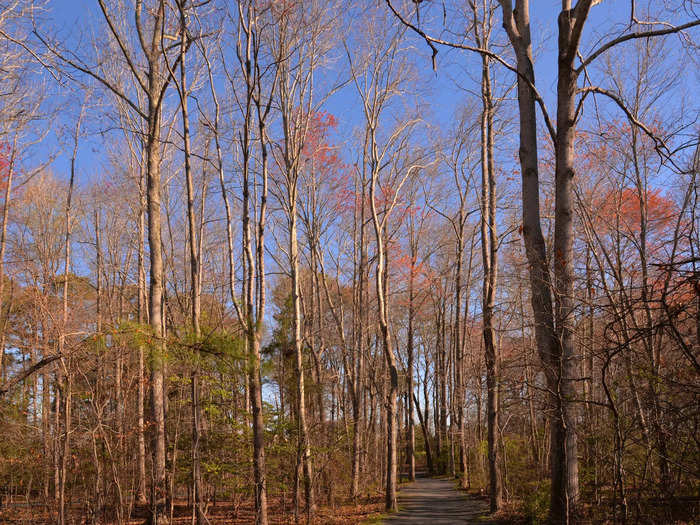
top-left (577, 19), bottom-right (700, 74)
top-left (97, 0), bottom-right (148, 94)
top-left (33, 30), bottom-right (147, 120)
top-left (384, 0), bottom-right (556, 143)
top-left (0, 353), bottom-right (62, 398)
top-left (577, 85), bottom-right (687, 172)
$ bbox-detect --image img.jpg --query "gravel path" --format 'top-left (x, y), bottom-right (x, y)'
top-left (381, 476), bottom-right (491, 524)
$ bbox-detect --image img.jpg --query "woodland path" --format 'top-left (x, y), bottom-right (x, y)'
top-left (381, 476), bottom-right (491, 524)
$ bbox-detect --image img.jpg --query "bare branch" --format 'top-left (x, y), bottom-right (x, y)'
top-left (577, 19), bottom-right (700, 74)
top-left (97, 0), bottom-right (148, 94)
top-left (33, 29), bottom-right (147, 120)
top-left (0, 353), bottom-right (62, 398)
top-left (384, 0), bottom-right (556, 143)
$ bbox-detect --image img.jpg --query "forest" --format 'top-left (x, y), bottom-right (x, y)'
top-left (0, 1), bottom-right (698, 524)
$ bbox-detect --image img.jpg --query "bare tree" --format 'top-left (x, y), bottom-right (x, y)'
top-left (346, 11), bottom-right (428, 507)
top-left (37, 1), bottom-right (193, 521)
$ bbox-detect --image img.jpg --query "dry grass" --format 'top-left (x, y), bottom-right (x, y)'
top-left (1, 494), bottom-right (386, 524)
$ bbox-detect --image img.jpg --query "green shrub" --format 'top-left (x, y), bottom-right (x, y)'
top-left (522, 479), bottom-right (550, 524)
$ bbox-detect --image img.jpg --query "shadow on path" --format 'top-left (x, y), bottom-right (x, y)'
top-left (381, 476), bottom-right (491, 524)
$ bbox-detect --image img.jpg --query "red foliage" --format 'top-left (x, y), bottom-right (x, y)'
top-left (597, 187), bottom-right (676, 242)
top-left (302, 111), bottom-right (341, 171)
top-left (300, 111), bottom-right (352, 216)
top-left (0, 142), bottom-right (12, 193)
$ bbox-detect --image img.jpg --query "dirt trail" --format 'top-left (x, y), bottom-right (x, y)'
top-left (381, 476), bottom-right (490, 524)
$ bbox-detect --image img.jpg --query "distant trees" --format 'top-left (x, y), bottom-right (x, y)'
top-left (346, 7), bottom-right (427, 508)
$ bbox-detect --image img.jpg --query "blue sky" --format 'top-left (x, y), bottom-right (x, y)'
top-left (38, 1), bottom-right (698, 191)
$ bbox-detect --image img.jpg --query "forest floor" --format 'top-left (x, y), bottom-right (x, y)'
top-left (377, 476), bottom-right (504, 524)
top-left (0, 479), bottom-right (511, 524)
top-left (0, 497), bottom-right (387, 524)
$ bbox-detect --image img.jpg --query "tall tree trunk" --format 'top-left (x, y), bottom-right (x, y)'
top-left (58, 109), bottom-right (82, 525)
top-left (243, 119), bottom-right (268, 525)
top-left (350, 172), bottom-right (366, 500)
top-left (478, 45), bottom-right (503, 512)
top-left (439, 295), bottom-right (448, 472)
top-left (549, 6), bottom-right (592, 519)
top-left (369, 144), bottom-right (399, 512)
top-left (138, 4), bottom-right (170, 521)
top-left (499, 3), bottom-right (571, 521)
top-left (290, 189), bottom-right (314, 521)
top-left (0, 135), bottom-right (16, 382)
top-left (173, 5), bottom-right (205, 521)
top-left (137, 155), bottom-right (148, 505)
top-left (231, 8), bottom-right (272, 521)
top-left (146, 98), bottom-right (168, 525)
top-left (406, 222), bottom-right (417, 482)
top-left (453, 216), bottom-right (466, 487)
